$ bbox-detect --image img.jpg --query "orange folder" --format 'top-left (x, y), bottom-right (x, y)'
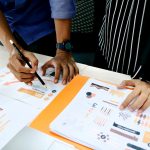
top-left (30, 75), bottom-right (91, 150)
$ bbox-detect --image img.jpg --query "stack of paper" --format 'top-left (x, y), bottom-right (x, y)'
top-left (50, 79), bottom-right (150, 150)
top-left (0, 67), bottom-right (65, 149)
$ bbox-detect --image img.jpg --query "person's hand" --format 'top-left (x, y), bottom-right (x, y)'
top-left (41, 50), bottom-right (79, 85)
top-left (7, 49), bottom-right (38, 85)
top-left (118, 79), bottom-right (150, 114)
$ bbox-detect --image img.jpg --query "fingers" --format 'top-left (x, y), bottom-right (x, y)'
top-left (61, 64), bottom-right (69, 85)
top-left (8, 51), bottom-right (38, 84)
top-left (118, 80), bottom-right (136, 89)
top-left (73, 63), bottom-right (79, 75)
top-left (53, 53), bottom-right (79, 84)
top-left (138, 96), bottom-right (150, 114)
top-left (68, 63), bottom-right (75, 82)
top-left (54, 65), bottom-right (61, 83)
top-left (41, 56), bottom-right (79, 85)
top-left (41, 60), bottom-right (61, 84)
top-left (119, 80), bottom-right (150, 113)
top-left (41, 62), bottom-right (52, 76)
top-left (7, 63), bottom-right (35, 83)
top-left (128, 91), bottom-right (148, 112)
top-left (61, 62), bottom-right (79, 84)
top-left (120, 87), bottom-right (140, 110)
top-left (54, 62), bottom-right (77, 85)
top-left (24, 52), bottom-right (38, 72)
top-left (67, 63), bottom-right (79, 82)
top-left (9, 54), bottom-right (33, 74)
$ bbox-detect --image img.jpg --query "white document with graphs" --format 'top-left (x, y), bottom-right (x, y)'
top-left (0, 67), bottom-right (64, 149)
top-left (0, 67), bottom-right (64, 110)
top-left (50, 78), bottom-right (150, 150)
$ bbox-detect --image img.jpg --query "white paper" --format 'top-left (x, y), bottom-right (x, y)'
top-left (50, 79), bottom-right (150, 150)
top-left (0, 67), bottom-right (64, 109)
top-left (0, 95), bottom-right (38, 149)
top-left (0, 67), bottom-right (65, 148)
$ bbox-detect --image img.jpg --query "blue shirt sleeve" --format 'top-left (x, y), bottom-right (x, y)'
top-left (49, 0), bottom-right (76, 19)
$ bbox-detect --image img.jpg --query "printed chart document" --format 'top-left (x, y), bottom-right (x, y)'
top-left (0, 95), bottom-right (38, 149)
top-left (0, 67), bottom-right (65, 149)
top-left (50, 78), bottom-right (150, 150)
top-left (0, 67), bottom-right (64, 109)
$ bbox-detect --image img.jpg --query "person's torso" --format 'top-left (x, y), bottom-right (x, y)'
top-left (0, 0), bottom-right (55, 45)
top-left (99, 0), bottom-right (150, 77)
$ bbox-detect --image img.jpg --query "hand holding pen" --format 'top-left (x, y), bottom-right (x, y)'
top-left (8, 40), bottom-right (43, 86)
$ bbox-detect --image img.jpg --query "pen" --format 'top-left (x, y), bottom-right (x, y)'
top-left (10, 40), bottom-right (47, 87)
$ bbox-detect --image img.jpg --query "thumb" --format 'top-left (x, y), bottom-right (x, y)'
top-left (41, 61), bottom-right (53, 76)
top-left (118, 80), bottom-right (136, 89)
top-left (25, 52), bottom-right (38, 73)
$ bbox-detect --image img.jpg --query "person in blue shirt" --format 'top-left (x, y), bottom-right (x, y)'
top-left (0, 0), bottom-right (79, 85)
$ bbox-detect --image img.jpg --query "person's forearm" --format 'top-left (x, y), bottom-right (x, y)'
top-left (54, 19), bottom-right (71, 43)
top-left (0, 10), bottom-right (21, 53)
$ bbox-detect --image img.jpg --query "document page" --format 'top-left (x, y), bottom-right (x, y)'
top-left (0, 67), bottom-right (65, 148)
top-left (0, 95), bottom-right (38, 149)
top-left (0, 67), bottom-right (64, 109)
top-left (50, 79), bottom-right (150, 150)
